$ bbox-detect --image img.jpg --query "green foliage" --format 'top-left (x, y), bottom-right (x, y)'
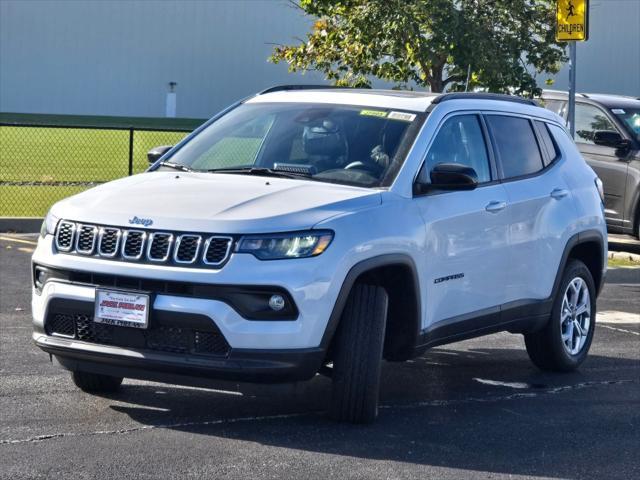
top-left (271, 0), bottom-right (566, 96)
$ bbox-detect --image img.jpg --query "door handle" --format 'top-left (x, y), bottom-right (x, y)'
top-left (485, 201), bottom-right (507, 213)
top-left (550, 188), bottom-right (569, 199)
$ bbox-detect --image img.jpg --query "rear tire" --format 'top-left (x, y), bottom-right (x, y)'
top-left (329, 284), bottom-right (388, 424)
top-left (525, 259), bottom-right (596, 372)
top-left (72, 371), bottom-right (123, 393)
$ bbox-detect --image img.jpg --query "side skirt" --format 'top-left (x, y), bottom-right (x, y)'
top-left (413, 298), bottom-right (552, 354)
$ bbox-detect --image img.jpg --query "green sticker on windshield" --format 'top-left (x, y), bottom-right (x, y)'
top-left (360, 109), bottom-right (388, 118)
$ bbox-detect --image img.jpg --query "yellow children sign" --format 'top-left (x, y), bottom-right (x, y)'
top-left (556, 0), bottom-right (589, 41)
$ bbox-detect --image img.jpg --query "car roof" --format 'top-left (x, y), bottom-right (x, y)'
top-left (246, 88), bottom-right (440, 112)
top-left (246, 87), bottom-right (557, 120)
top-left (542, 90), bottom-right (640, 109)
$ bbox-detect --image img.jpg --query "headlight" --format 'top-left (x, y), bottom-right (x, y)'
top-left (237, 231), bottom-right (333, 260)
top-left (40, 211), bottom-right (59, 238)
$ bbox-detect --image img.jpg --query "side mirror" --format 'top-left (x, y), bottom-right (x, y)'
top-left (415, 163), bottom-right (478, 194)
top-left (147, 145), bottom-right (173, 165)
top-left (593, 131), bottom-right (631, 151)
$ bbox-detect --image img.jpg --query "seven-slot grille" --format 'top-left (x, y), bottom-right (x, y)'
top-left (174, 235), bottom-right (201, 264)
top-left (75, 225), bottom-right (98, 254)
top-left (53, 221), bottom-right (233, 268)
top-left (55, 221), bottom-right (76, 251)
top-left (147, 233), bottom-right (173, 262)
top-left (98, 227), bottom-right (121, 257)
top-left (122, 230), bottom-right (146, 260)
top-left (204, 237), bottom-right (232, 265)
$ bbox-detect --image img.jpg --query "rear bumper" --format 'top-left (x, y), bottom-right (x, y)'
top-left (34, 333), bottom-right (325, 384)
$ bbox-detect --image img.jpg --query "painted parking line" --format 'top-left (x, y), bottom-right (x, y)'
top-left (599, 324), bottom-right (640, 336)
top-left (598, 310), bottom-right (640, 324)
top-left (0, 236), bottom-right (38, 246)
top-left (17, 247), bottom-right (35, 254)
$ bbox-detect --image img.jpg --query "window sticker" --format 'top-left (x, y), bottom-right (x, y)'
top-left (388, 111), bottom-right (416, 122)
top-left (611, 108), bottom-right (626, 114)
top-left (360, 109), bottom-right (388, 118)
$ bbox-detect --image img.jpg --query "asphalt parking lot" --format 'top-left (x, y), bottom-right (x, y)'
top-left (1, 234), bottom-right (638, 480)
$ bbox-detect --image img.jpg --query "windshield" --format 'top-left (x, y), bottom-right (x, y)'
top-left (610, 107), bottom-right (640, 142)
top-left (165, 103), bottom-right (424, 187)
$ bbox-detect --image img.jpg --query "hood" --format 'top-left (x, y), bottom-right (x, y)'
top-left (52, 171), bottom-right (382, 233)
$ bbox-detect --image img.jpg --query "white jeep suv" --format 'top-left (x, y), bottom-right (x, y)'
top-left (32, 87), bottom-right (607, 423)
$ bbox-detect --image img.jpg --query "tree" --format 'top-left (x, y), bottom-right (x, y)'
top-left (270, 0), bottom-right (566, 96)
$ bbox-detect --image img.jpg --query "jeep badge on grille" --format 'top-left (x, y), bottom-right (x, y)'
top-left (128, 216), bottom-right (154, 227)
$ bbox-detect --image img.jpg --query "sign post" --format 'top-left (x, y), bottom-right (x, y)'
top-left (568, 42), bottom-right (577, 138)
top-left (555, 0), bottom-right (589, 137)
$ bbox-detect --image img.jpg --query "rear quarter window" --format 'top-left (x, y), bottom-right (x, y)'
top-left (534, 121), bottom-right (560, 166)
top-left (485, 115), bottom-right (544, 178)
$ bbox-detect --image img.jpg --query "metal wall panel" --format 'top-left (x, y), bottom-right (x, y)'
top-left (0, 0), bottom-right (327, 118)
top-left (542, 0), bottom-right (640, 96)
top-left (1, 0), bottom-right (638, 119)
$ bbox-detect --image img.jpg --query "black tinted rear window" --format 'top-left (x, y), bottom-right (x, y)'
top-left (486, 115), bottom-right (544, 178)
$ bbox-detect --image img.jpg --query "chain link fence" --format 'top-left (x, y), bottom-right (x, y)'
top-left (0, 122), bottom-right (197, 217)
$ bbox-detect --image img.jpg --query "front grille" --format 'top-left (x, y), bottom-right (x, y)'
top-left (175, 235), bottom-right (201, 264)
top-left (122, 230), bottom-right (146, 260)
top-left (194, 331), bottom-right (231, 355)
top-left (146, 326), bottom-right (191, 354)
top-left (98, 228), bottom-right (120, 257)
top-left (47, 313), bottom-right (75, 337)
top-left (48, 312), bottom-right (230, 357)
top-left (55, 221), bottom-right (75, 251)
top-left (52, 221), bottom-right (234, 268)
top-left (147, 233), bottom-right (173, 262)
top-left (75, 225), bottom-right (98, 254)
top-left (204, 237), bottom-right (232, 265)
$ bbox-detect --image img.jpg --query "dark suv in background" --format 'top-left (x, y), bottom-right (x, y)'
top-left (540, 91), bottom-right (640, 238)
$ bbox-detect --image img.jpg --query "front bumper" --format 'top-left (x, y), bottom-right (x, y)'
top-left (34, 333), bottom-right (325, 384)
top-left (30, 233), bottom-right (347, 384)
top-left (32, 234), bottom-right (346, 350)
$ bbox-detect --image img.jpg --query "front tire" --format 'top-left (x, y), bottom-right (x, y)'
top-left (72, 371), bottom-right (123, 393)
top-left (525, 259), bottom-right (596, 372)
top-left (329, 284), bottom-right (388, 424)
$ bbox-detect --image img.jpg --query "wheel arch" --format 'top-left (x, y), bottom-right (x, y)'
top-left (553, 230), bottom-right (606, 299)
top-left (321, 254), bottom-right (422, 361)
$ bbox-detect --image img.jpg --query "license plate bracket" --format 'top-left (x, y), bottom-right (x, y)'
top-left (94, 289), bottom-right (150, 329)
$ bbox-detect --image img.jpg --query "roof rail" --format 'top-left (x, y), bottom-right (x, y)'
top-left (430, 92), bottom-right (537, 107)
top-left (258, 84), bottom-right (351, 95)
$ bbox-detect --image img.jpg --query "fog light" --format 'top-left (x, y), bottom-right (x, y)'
top-left (34, 266), bottom-right (48, 290)
top-left (268, 294), bottom-right (286, 311)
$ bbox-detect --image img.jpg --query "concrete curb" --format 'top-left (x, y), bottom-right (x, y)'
top-left (608, 251), bottom-right (640, 263)
top-left (0, 217), bottom-right (43, 233)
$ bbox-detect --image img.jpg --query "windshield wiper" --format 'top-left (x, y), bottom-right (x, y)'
top-left (158, 161), bottom-right (194, 172)
top-left (206, 167), bottom-right (311, 179)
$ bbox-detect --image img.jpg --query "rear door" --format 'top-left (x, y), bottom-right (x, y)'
top-left (573, 102), bottom-right (629, 227)
top-left (485, 114), bottom-right (575, 303)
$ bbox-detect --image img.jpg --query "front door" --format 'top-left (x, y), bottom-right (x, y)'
top-left (414, 113), bottom-right (510, 331)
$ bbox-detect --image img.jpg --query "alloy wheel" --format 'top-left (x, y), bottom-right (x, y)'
top-left (560, 277), bottom-right (591, 355)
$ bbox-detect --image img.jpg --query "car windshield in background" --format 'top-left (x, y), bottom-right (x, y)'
top-left (166, 103), bottom-right (424, 188)
top-left (610, 107), bottom-right (640, 142)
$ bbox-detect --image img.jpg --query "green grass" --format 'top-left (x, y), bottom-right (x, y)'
top-left (0, 185), bottom-right (90, 217)
top-left (608, 257), bottom-right (640, 268)
top-left (0, 125), bottom-right (194, 216)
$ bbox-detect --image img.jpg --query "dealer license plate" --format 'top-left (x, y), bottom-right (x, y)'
top-left (94, 289), bottom-right (150, 329)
